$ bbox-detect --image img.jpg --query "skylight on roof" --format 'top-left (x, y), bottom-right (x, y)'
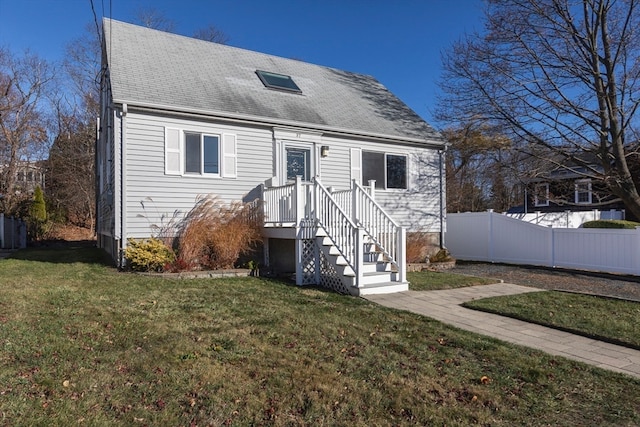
top-left (256, 70), bottom-right (301, 93)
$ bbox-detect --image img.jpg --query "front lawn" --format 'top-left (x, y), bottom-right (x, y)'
top-left (408, 270), bottom-right (495, 291)
top-left (463, 291), bottom-right (640, 349)
top-left (1, 246), bottom-right (639, 426)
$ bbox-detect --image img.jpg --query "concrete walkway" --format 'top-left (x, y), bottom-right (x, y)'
top-left (364, 283), bottom-right (640, 380)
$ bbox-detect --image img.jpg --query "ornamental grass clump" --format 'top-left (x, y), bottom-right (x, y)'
top-left (177, 195), bottom-right (262, 270)
top-left (124, 237), bottom-right (176, 272)
top-left (406, 232), bottom-right (435, 263)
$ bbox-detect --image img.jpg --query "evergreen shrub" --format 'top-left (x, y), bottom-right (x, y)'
top-left (124, 238), bottom-right (176, 272)
top-left (581, 220), bottom-right (640, 229)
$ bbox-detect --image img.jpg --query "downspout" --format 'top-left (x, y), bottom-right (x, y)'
top-left (439, 147), bottom-right (447, 249)
top-left (95, 117), bottom-right (100, 239)
top-left (119, 103), bottom-right (128, 268)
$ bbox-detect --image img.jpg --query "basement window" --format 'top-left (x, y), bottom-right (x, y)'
top-left (256, 70), bottom-right (301, 93)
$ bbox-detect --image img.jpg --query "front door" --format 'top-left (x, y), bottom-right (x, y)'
top-left (285, 145), bottom-right (312, 182)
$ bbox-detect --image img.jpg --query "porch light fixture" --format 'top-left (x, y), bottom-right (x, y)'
top-left (321, 145), bottom-right (330, 158)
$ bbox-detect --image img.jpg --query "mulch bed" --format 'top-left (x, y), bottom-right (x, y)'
top-left (451, 261), bottom-right (640, 302)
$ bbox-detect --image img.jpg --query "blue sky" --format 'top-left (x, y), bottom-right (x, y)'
top-left (0, 0), bottom-right (484, 124)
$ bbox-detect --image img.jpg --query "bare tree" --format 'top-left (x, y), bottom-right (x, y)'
top-left (193, 25), bottom-right (229, 44)
top-left (47, 110), bottom-right (95, 229)
top-left (0, 48), bottom-right (54, 214)
top-left (437, 0), bottom-right (640, 219)
top-left (42, 23), bottom-right (102, 231)
top-left (135, 8), bottom-right (176, 32)
top-left (442, 125), bottom-right (518, 212)
top-left (135, 8), bottom-right (229, 44)
top-left (64, 22), bottom-right (102, 101)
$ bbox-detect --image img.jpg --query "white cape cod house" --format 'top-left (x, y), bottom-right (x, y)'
top-left (97, 19), bottom-right (446, 295)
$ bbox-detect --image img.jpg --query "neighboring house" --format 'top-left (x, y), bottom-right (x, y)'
top-left (0, 161), bottom-right (45, 195)
top-left (508, 161), bottom-right (629, 223)
top-left (0, 161), bottom-right (45, 214)
top-left (15, 161), bottom-right (46, 194)
top-left (97, 19), bottom-right (446, 295)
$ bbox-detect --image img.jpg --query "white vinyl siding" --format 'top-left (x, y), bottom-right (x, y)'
top-left (123, 113), bottom-right (271, 239)
top-left (121, 112), bottom-right (442, 239)
top-left (320, 135), bottom-right (441, 232)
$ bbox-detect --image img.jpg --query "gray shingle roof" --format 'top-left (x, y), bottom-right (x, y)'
top-left (103, 19), bottom-right (443, 144)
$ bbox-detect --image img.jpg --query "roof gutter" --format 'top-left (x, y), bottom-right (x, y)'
top-left (111, 99), bottom-right (446, 149)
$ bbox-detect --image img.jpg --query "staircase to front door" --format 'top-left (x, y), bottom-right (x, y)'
top-left (315, 226), bottom-right (408, 296)
top-left (263, 176), bottom-right (408, 295)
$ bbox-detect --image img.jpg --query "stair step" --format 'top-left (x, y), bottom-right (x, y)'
top-left (342, 266), bottom-right (355, 277)
top-left (361, 262), bottom-right (391, 273)
top-left (354, 281), bottom-right (409, 296)
top-left (363, 242), bottom-right (378, 252)
top-left (313, 228), bottom-right (405, 296)
top-left (364, 252), bottom-right (384, 263)
top-left (361, 271), bottom-right (395, 285)
top-left (335, 256), bottom-right (348, 266)
top-left (328, 245), bottom-right (341, 256)
top-left (321, 236), bottom-right (333, 247)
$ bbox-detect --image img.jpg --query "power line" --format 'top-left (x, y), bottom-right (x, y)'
top-left (89, 0), bottom-right (101, 43)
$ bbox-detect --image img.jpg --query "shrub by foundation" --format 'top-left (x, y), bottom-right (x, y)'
top-left (177, 196), bottom-right (263, 270)
top-left (124, 238), bottom-right (176, 272)
top-left (429, 248), bottom-right (454, 263)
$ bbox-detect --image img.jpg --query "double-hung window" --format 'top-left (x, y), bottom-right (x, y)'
top-left (165, 127), bottom-right (237, 178)
top-left (575, 179), bottom-right (592, 204)
top-left (185, 133), bottom-right (219, 175)
top-left (361, 151), bottom-right (407, 189)
top-left (534, 183), bottom-right (550, 207)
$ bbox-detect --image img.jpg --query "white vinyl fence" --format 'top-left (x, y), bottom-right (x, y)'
top-left (446, 211), bottom-right (640, 276)
top-left (0, 213), bottom-right (27, 250)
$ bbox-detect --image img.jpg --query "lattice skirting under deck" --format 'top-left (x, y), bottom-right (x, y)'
top-left (299, 238), bottom-right (349, 294)
top-left (318, 249), bottom-right (350, 294)
top-left (300, 238), bottom-right (318, 285)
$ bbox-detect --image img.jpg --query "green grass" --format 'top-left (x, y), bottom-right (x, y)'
top-left (1, 246), bottom-right (639, 426)
top-left (408, 270), bottom-right (495, 291)
top-left (463, 291), bottom-right (640, 349)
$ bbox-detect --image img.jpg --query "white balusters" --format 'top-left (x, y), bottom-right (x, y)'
top-left (262, 177), bottom-right (406, 286)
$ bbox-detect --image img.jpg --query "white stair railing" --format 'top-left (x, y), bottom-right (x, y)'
top-left (329, 188), bottom-right (352, 218)
top-left (350, 180), bottom-right (406, 283)
top-left (262, 177), bottom-right (406, 286)
top-left (313, 179), bottom-right (361, 277)
top-left (263, 182), bottom-right (296, 225)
